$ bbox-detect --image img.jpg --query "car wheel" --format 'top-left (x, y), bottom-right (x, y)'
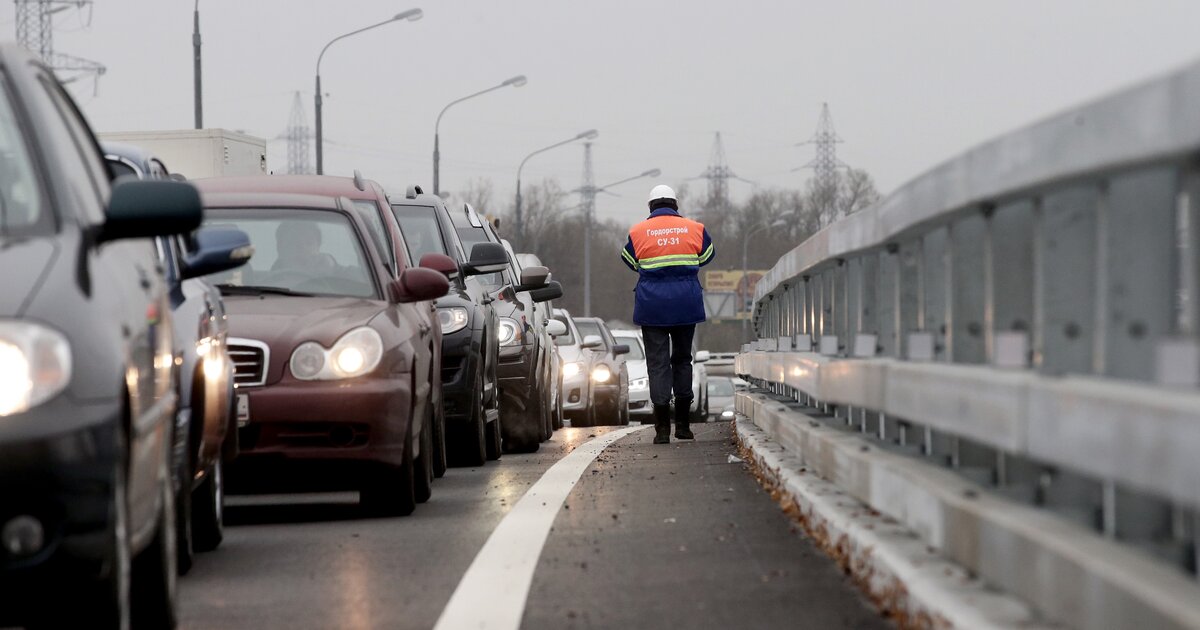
top-left (71, 434), bottom-right (132, 630)
top-left (551, 385), bottom-right (564, 431)
top-left (432, 393), bottom-right (448, 478)
top-left (485, 415), bottom-right (501, 460)
top-left (191, 456), bottom-right (224, 553)
top-left (415, 401), bottom-right (434, 504)
top-left (131, 447), bottom-right (178, 630)
top-left (448, 364), bottom-right (487, 468)
top-left (174, 460), bottom-right (194, 576)
top-left (503, 397), bottom-right (542, 454)
top-left (360, 438), bottom-right (416, 517)
top-left (620, 402), bottom-right (630, 426)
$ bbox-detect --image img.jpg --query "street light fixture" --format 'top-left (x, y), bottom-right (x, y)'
top-left (742, 218), bottom-right (789, 341)
top-left (193, 0), bottom-right (202, 129)
top-left (514, 128), bottom-right (598, 245)
top-left (314, 8), bottom-right (423, 175)
top-left (577, 166), bottom-right (661, 316)
top-left (433, 74), bottom-right (527, 196)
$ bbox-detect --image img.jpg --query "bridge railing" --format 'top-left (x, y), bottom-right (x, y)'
top-left (738, 59), bottom-right (1200, 591)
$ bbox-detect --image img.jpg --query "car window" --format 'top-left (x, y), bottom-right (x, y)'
top-left (456, 225), bottom-right (507, 289)
top-left (574, 320), bottom-right (608, 349)
top-left (553, 314), bottom-right (576, 346)
top-left (38, 76), bottom-right (107, 206)
top-left (708, 378), bottom-right (734, 396)
top-left (352, 199), bottom-right (395, 274)
top-left (613, 335), bottom-right (645, 360)
top-left (0, 75), bottom-right (46, 236)
top-left (391, 204), bottom-right (450, 264)
top-left (202, 208), bottom-right (378, 299)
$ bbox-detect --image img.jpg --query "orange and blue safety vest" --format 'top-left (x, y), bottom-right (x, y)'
top-left (621, 208), bottom-right (714, 326)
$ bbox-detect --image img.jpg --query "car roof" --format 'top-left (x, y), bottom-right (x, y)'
top-left (197, 190), bottom-right (342, 211)
top-left (192, 174), bottom-right (385, 200)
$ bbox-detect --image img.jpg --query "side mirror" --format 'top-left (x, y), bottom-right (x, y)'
top-left (463, 242), bottom-right (509, 276)
top-left (419, 252), bottom-right (459, 278)
top-left (613, 344), bottom-right (630, 356)
top-left (529, 280), bottom-right (563, 303)
top-left (181, 227), bottom-right (253, 280)
top-left (101, 180), bottom-right (202, 243)
top-left (389, 267), bottom-right (450, 304)
top-left (695, 350), bottom-right (711, 363)
top-left (546, 319), bottom-right (567, 337)
top-left (581, 335), bottom-right (603, 349)
top-left (516, 265), bottom-right (549, 291)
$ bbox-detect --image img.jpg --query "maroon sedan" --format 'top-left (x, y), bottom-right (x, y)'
top-left (192, 180), bottom-right (448, 516)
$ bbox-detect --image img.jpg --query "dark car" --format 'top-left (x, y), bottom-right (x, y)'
top-left (215, 173), bottom-right (451, 480)
top-left (0, 45), bottom-right (202, 629)
top-left (191, 179), bottom-right (448, 516)
top-left (572, 317), bottom-right (631, 426)
top-left (447, 205), bottom-right (562, 452)
top-left (388, 187), bottom-right (506, 465)
top-left (102, 143), bottom-right (252, 573)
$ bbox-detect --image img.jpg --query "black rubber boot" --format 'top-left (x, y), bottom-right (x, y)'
top-left (652, 404), bottom-right (671, 444)
top-left (674, 401), bottom-right (694, 440)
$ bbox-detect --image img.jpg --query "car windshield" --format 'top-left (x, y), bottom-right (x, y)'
top-left (708, 378), bottom-right (735, 396)
top-left (553, 315), bottom-right (576, 346)
top-left (390, 204), bottom-right (448, 263)
top-left (614, 335), bottom-right (645, 360)
top-left (201, 208), bottom-right (377, 299)
top-left (0, 76), bottom-right (45, 237)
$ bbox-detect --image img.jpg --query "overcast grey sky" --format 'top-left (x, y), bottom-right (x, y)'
top-left (20, 0), bottom-right (1200, 225)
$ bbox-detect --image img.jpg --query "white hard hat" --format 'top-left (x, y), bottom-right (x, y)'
top-left (648, 184), bottom-right (676, 204)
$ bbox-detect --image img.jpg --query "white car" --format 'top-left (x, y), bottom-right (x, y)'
top-left (691, 350), bottom-right (710, 422)
top-left (611, 329), bottom-right (651, 421)
top-left (707, 375), bottom-right (737, 421)
top-left (553, 308), bottom-right (597, 426)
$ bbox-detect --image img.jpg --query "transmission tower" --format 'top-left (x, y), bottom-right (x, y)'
top-left (693, 132), bottom-right (754, 212)
top-left (15, 1), bottom-right (106, 88)
top-left (285, 92), bottom-right (313, 174)
top-left (580, 142), bottom-right (596, 316)
top-left (799, 103), bottom-right (847, 226)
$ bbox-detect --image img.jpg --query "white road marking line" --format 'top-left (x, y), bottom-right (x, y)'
top-left (433, 425), bottom-right (650, 630)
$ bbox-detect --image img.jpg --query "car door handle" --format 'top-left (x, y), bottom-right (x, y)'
top-left (137, 266), bottom-right (152, 290)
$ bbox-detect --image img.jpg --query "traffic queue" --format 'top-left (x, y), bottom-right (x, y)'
top-left (0, 45), bottom-right (647, 629)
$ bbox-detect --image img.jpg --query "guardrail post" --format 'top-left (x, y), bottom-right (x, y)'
top-left (878, 247), bottom-right (899, 357)
top-left (923, 227), bottom-right (949, 361)
top-left (1040, 185), bottom-right (1100, 375)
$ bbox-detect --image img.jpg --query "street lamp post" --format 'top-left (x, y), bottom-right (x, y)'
top-left (577, 168), bottom-right (661, 316)
top-left (514, 128), bottom-right (598, 246)
top-left (742, 219), bottom-right (788, 342)
top-left (193, 0), bottom-right (202, 129)
top-left (433, 75), bottom-right (526, 196)
top-left (315, 8), bottom-right (423, 175)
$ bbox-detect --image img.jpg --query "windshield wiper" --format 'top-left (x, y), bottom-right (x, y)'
top-left (216, 284), bottom-right (315, 297)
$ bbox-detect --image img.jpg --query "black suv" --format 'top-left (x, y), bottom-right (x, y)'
top-left (0, 45), bottom-right (203, 629)
top-left (447, 205), bottom-right (561, 452)
top-left (388, 187), bottom-right (505, 466)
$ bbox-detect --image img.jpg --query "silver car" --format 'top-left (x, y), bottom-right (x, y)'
top-left (611, 329), bottom-right (651, 421)
top-left (707, 375), bottom-right (737, 421)
top-left (553, 308), bottom-right (596, 426)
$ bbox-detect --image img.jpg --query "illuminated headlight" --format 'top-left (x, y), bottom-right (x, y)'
top-left (0, 321), bottom-right (72, 417)
top-left (591, 365), bottom-right (612, 383)
top-left (630, 377), bottom-right (649, 390)
top-left (562, 361), bottom-right (583, 378)
top-left (497, 318), bottom-right (522, 347)
top-left (438, 307), bottom-right (470, 335)
top-left (290, 327), bottom-right (384, 381)
top-left (721, 409), bottom-right (735, 419)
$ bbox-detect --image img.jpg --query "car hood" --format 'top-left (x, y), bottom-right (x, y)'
top-left (223, 295), bottom-right (386, 347)
top-left (625, 359), bottom-right (647, 380)
top-left (0, 238), bottom-right (57, 316)
top-left (709, 394), bottom-right (736, 409)
top-left (557, 343), bottom-right (584, 363)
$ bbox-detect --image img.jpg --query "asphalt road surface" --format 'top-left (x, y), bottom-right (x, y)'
top-left (179, 420), bottom-right (889, 629)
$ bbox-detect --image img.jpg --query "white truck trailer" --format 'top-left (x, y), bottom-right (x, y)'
top-left (98, 129), bottom-right (268, 179)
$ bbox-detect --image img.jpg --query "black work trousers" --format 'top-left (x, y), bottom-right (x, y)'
top-left (641, 324), bottom-right (695, 407)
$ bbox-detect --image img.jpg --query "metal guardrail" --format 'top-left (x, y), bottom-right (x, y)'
top-left (740, 58), bottom-right (1200, 578)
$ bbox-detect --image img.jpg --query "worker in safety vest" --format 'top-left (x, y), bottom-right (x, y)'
top-left (621, 185), bottom-right (714, 443)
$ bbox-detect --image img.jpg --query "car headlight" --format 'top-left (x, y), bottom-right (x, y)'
top-left (721, 409), bottom-right (735, 419)
top-left (438, 307), bottom-right (470, 335)
top-left (289, 327), bottom-right (384, 381)
top-left (0, 322), bottom-right (72, 417)
top-left (630, 377), bottom-right (648, 390)
top-left (497, 318), bottom-right (523, 347)
top-left (591, 365), bottom-right (612, 383)
top-left (562, 361), bottom-right (583, 378)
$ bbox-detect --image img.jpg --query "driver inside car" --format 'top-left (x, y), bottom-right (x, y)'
top-left (273, 221), bottom-right (336, 273)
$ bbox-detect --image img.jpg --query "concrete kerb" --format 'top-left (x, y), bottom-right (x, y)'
top-left (734, 415), bottom-right (1055, 630)
top-left (736, 392), bottom-right (1200, 630)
